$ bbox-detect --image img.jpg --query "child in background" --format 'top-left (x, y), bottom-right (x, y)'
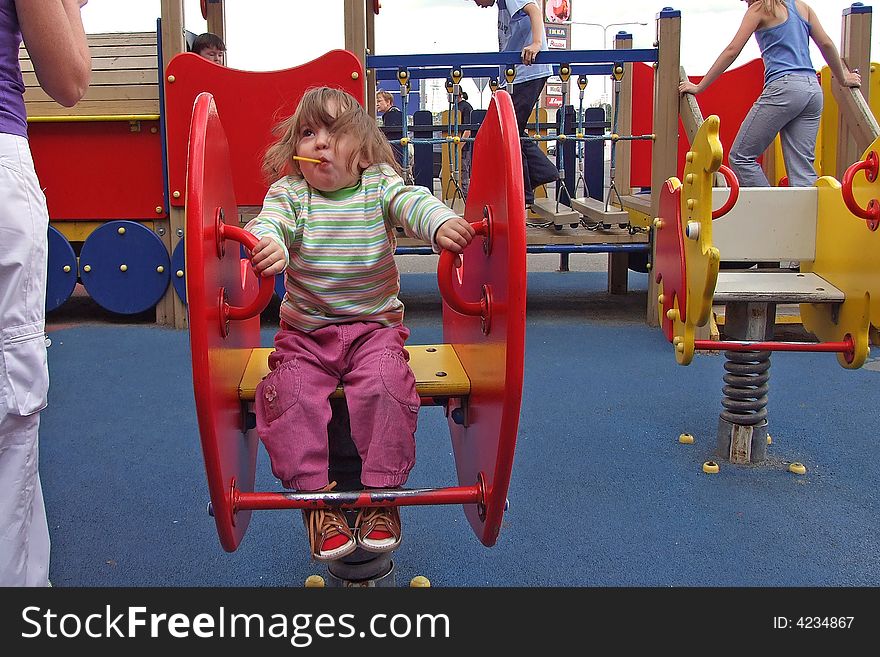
top-left (245, 87), bottom-right (475, 561)
top-left (191, 32), bottom-right (226, 65)
top-left (678, 0), bottom-right (860, 187)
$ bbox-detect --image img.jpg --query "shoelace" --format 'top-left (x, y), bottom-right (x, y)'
top-left (357, 506), bottom-right (400, 540)
top-left (305, 508), bottom-right (353, 555)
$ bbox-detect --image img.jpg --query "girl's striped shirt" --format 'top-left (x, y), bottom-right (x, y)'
top-left (245, 164), bottom-right (458, 332)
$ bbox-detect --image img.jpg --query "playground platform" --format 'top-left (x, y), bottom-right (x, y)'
top-left (39, 263), bottom-right (880, 588)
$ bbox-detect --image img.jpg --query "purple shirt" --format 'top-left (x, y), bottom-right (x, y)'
top-left (0, 0), bottom-right (27, 137)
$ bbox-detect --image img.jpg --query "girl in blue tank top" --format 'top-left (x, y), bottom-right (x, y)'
top-left (679, 0), bottom-right (860, 188)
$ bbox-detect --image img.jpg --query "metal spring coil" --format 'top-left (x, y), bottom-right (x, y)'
top-left (720, 350), bottom-right (770, 425)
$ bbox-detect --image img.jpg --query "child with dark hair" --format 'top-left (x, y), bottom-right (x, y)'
top-left (191, 32), bottom-right (226, 65)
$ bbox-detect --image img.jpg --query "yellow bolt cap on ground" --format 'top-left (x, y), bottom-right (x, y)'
top-left (767, 434), bottom-right (772, 445)
top-left (304, 575), bottom-right (325, 588)
top-left (678, 433), bottom-right (694, 444)
top-left (410, 576), bottom-right (431, 588)
top-left (702, 461), bottom-right (719, 474)
top-left (788, 462), bottom-right (806, 475)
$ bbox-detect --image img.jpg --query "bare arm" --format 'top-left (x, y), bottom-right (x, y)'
top-left (520, 2), bottom-right (544, 65)
top-left (15, 0), bottom-right (91, 107)
top-left (679, 5), bottom-right (761, 95)
top-left (804, 3), bottom-right (860, 87)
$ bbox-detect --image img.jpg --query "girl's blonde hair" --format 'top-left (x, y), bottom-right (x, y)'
top-left (262, 86), bottom-right (403, 183)
top-left (754, 0), bottom-right (783, 13)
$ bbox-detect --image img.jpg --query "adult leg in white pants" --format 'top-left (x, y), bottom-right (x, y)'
top-left (0, 133), bottom-right (51, 587)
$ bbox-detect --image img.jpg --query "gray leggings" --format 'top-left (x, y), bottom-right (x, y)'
top-left (729, 73), bottom-right (823, 187)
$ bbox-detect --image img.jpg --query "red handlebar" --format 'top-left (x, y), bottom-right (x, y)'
top-left (711, 165), bottom-right (740, 219)
top-left (438, 219), bottom-right (488, 317)
top-left (841, 151), bottom-right (879, 231)
top-left (219, 223), bottom-right (276, 321)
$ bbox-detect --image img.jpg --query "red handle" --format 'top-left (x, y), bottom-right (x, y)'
top-left (220, 223), bottom-right (276, 321)
top-left (438, 220), bottom-right (487, 316)
top-left (841, 151), bottom-right (879, 231)
top-left (711, 165), bottom-right (740, 219)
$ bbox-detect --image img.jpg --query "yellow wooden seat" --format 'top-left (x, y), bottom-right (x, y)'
top-left (239, 343), bottom-right (470, 401)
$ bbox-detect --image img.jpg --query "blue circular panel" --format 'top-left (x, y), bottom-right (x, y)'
top-left (171, 238), bottom-right (187, 304)
top-left (46, 226), bottom-right (78, 312)
top-left (79, 221), bottom-right (171, 314)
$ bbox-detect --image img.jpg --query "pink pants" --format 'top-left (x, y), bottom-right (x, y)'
top-left (255, 322), bottom-right (418, 490)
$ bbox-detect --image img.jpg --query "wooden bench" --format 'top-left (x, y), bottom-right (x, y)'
top-left (239, 344), bottom-right (471, 402)
top-left (714, 271), bottom-right (844, 304)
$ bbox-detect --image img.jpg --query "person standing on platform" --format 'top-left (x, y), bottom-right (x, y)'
top-left (472, 0), bottom-right (560, 208)
top-left (678, 0), bottom-right (860, 187)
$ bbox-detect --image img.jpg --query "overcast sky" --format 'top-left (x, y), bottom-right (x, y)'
top-left (80, 0), bottom-right (876, 108)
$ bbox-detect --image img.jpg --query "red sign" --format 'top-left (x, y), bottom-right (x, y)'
top-left (543, 0), bottom-right (571, 24)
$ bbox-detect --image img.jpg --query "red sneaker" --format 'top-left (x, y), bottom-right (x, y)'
top-left (356, 506), bottom-right (402, 553)
top-left (302, 508), bottom-right (356, 561)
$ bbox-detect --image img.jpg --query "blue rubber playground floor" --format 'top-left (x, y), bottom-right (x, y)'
top-left (39, 269), bottom-right (880, 588)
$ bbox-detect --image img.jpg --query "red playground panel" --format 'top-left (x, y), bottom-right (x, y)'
top-left (29, 120), bottom-right (165, 220)
top-left (630, 59), bottom-right (765, 188)
top-left (166, 50), bottom-right (363, 209)
top-left (442, 89), bottom-right (527, 546)
top-left (186, 86), bottom-right (526, 551)
top-left (186, 93), bottom-right (265, 550)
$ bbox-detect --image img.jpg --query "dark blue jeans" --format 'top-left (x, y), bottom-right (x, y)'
top-left (510, 76), bottom-right (560, 205)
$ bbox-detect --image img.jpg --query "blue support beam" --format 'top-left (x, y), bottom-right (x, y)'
top-left (367, 48), bottom-right (658, 70)
top-left (375, 64), bottom-right (614, 81)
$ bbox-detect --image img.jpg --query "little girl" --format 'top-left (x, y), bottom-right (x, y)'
top-left (245, 87), bottom-right (475, 561)
top-left (679, 0), bottom-right (860, 187)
